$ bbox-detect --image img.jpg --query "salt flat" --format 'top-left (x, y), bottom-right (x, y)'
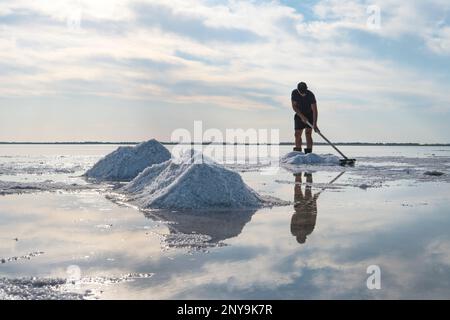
top-left (0, 144), bottom-right (449, 299)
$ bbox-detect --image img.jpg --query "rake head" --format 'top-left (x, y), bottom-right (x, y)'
top-left (339, 158), bottom-right (356, 166)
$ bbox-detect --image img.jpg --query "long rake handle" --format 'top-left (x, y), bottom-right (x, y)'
top-left (300, 115), bottom-right (349, 160)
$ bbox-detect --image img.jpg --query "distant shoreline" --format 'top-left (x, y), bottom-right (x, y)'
top-left (1, 142), bottom-right (449, 147)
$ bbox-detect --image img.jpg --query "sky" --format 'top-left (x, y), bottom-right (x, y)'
top-left (0, 0), bottom-right (449, 143)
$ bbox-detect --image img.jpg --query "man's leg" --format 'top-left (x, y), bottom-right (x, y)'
top-left (295, 129), bottom-right (303, 151)
top-left (294, 173), bottom-right (304, 204)
top-left (305, 128), bottom-right (313, 153)
top-left (304, 173), bottom-right (313, 198)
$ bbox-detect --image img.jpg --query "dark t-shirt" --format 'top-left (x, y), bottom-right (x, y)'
top-left (291, 89), bottom-right (316, 116)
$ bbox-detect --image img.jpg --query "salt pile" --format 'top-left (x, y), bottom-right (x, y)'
top-left (122, 151), bottom-right (274, 210)
top-left (281, 151), bottom-right (340, 165)
top-left (85, 139), bottom-right (171, 181)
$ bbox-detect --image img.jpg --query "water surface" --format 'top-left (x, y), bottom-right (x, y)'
top-left (1, 145), bottom-right (449, 299)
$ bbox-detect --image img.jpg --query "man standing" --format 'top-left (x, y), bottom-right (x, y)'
top-left (291, 82), bottom-right (320, 153)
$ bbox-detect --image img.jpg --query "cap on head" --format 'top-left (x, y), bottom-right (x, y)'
top-left (297, 82), bottom-right (308, 94)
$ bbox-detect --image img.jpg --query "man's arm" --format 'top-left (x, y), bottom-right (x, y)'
top-left (292, 100), bottom-right (299, 113)
top-left (311, 103), bottom-right (320, 132)
top-left (292, 101), bottom-right (308, 123)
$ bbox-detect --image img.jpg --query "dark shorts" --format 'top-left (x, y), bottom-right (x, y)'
top-left (294, 113), bottom-right (313, 130)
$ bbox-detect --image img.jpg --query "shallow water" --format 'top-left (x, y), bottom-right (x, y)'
top-left (1, 145), bottom-right (450, 299)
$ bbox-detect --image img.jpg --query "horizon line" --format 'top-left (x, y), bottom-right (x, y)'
top-left (1, 142), bottom-right (450, 146)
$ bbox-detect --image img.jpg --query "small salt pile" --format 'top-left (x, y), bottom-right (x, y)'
top-left (85, 139), bottom-right (171, 181)
top-left (281, 151), bottom-right (340, 166)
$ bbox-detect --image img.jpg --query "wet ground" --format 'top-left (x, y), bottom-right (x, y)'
top-left (1, 145), bottom-right (450, 299)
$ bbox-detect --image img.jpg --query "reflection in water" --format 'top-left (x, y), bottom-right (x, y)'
top-left (144, 209), bottom-right (256, 250)
top-left (291, 172), bottom-right (345, 244)
top-left (291, 173), bottom-right (318, 244)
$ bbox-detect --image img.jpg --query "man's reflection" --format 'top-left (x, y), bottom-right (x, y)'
top-left (291, 172), bottom-right (319, 244)
top-left (291, 171), bottom-right (345, 244)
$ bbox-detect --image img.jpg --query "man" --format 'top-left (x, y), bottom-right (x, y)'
top-left (291, 82), bottom-right (320, 153)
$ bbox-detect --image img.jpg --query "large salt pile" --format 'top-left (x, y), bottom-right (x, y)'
top-left (85, 139), bottom-right (171, 181)
top-left (281, 151), bottom-right (340, 166)
top-left (122, 151), bottom-right (274, 210)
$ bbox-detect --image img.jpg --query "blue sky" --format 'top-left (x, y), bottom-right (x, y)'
top-left (0, 0), bottom-right (449, 143)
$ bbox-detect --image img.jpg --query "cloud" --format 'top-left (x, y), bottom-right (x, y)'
top-left (133, 2), bottom-right (264, 43)
top-left (310, 0), bottom-right (450, 54)
top-left (87, 55), bottom-right (178, 71)
top-left (174, 50), bottom-right (229, 66)
top-left (426, 26), bottom-right (450, 54)
top-left (0, 8), bottom-right (58, 26)
top-left (0, 61), bottom-right (40, 75)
